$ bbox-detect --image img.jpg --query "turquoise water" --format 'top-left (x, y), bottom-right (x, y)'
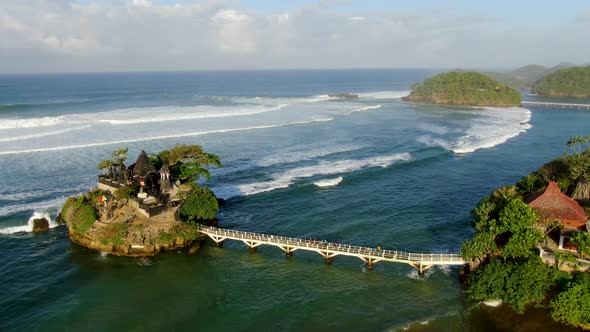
top-left (0, 70), bottom-right (588, 331)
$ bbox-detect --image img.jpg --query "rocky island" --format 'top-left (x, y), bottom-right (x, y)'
top-left (461, 136), bottom-right (590, 329)
top-left (59, 144), bottom-right (222, 256)
top-left (533, 66), bottom-right (590, 98)
top-left (402, 71), bottom-right (522, 107)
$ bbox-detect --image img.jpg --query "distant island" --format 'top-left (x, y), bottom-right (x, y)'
top-left (461, 136), bottom-right (590, 329)
top-left (402, 71), bottom-right (521, 107)
top-left (58, 145), bottom-right (221, 256)
top-left (484, 63), bottom-right (575, 90)
top-left (532, 66), bottom-right (590, 98)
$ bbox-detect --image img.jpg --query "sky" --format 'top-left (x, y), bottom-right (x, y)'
top-left (0, 0), bottom-right (588, 73)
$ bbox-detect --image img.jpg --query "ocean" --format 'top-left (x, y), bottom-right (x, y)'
top-left (0, 69), bottom-right (587, 331)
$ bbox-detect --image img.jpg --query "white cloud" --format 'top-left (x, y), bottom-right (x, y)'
top-left (0, 1), bottom-right (587, 73)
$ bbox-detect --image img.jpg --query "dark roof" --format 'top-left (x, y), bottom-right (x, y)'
top-left (525, 181), bottom-right (588, 228)
top-left (133, 150), bottom-right (156, 177)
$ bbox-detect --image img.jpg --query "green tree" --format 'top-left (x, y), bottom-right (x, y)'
top-left (179, 186), bottom-right (219, 221)
top-left (570, 232), bottom-right (590, 256)
top-left (550, 274), bottom-right (590, 327)
top-left (159, 144), bottom-right (221, 183)
top-left (467, 258), bottom-right (558, 314)
top-left (502, 228), bottom-right (543, 259)
top-left (497, 199), bottom-right (538, 234)
top-left (461, 232), bottom-right (497, 261)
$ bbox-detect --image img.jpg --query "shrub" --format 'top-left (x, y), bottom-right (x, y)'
top-left (114, 186), bottom-right (136, 201)
top-left (70, 203), bottom-right (98, 234)
top-left (100, 223), bottom-right (128, 246)
top-left (179, 186), bottom-right (219, 221)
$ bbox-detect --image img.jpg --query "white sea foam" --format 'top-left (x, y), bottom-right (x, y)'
top-left (0, 197), bottom-right (67, 217)
top-left (0, 126), bottom-right (91, 143)
top-left (357, 90), bottom-right (411, 99)
top-left (483, 300), bottom-right (502, 307)
top-left (416, 107), bottom-right (532, 154)
top-left (345, 105), bottom-right (382, 115)
top-left (0, 115), bottom-right (69, 130)
top-left (97, 104), bottom-right (288, 125)
top-left (0, 118), bottom-right (334, 155)
top-left (0, 211), bottom-right (58, 234)
top-left (257, 144), bottom-right (366, 167)
top-left (314, 177), bottom-right (343, 187)
top-left (215, 152), bottom-right (411, 198)
top-left (451, 107), bottom-right (532, 154)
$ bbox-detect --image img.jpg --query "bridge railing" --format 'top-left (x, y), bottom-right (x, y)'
top-left (198, 225), bottom-right (463, 263)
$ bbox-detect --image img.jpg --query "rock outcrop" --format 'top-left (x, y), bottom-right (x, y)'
top-left (32, 218), bottom-right (49, 232)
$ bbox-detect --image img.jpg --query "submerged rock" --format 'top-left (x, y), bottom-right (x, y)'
top-left (328, 93), bottom-right (359, 99)
top-left (32, 218), bottom-right (49, 232)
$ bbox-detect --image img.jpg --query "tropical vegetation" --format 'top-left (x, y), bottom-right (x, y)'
top-left (461, 136), bottom-right (590, 328)
top-left (533, 66), bottom-right (590, 98)
top-left (403, 71), bottom-right (522, 107)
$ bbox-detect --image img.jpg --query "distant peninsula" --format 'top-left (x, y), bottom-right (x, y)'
top-left (532, 66), bottom-right (590, 98)
top-left (402, 71), bottom-right (521, 107)
top-left (59, 145), bottom-right (221, 256)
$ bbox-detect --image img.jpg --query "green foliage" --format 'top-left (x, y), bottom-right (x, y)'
top-left (461, 232), bottom-right (497, 260)
top-left (404, 71), bottom-right (522, 107)
top-left (517, 173), bottom-right (543, 193)
top-left (111, 148), bottom-right (128, 165)
top-left (550, 274), bottom-right (590, 327)
top-left (97, 159), bottom-right (112, 171)
top-left (70, 203), bottom-right (97, 234)
top-left (100, 223), bottom-right (128, 246)
top-left (158, 144), bottom-right (221, 183)
top-left (533, 66), bottom-right (590, 98)
top-left (87, 189), bottom-right (106, 205)
top-left (502, 228), bottom-right (543, 259)
top-left (570, 232), bottom-right (590, 256)
top-left (114, 186), bottom-right (136, 201)
top-left (467, 258), bottom-right (559, 314)
top-left (153, 221), bottom-right (202, 244)
top-left (497, 199), bottom-right (538, 234)
top-left (179, 186), bottom-right (219, 221)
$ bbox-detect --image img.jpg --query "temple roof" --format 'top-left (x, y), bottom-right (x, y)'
top-left (132, 150), bottom-right (156, 177)
top-left (525, 181), bottom-right (588, 228)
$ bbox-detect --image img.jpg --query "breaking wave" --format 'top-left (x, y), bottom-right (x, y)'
top-left (215, 152), bottom-right (411, 198)
top-left (452, 107), bottom-right (532, 154)
top-left (0, 118), bottom-right (334, 155)
top-left (0, 104), bottom-right (288, 129)
top-left (314, 177), bottom-right (343, 187)
top-left (0, 126), bottom-right (91, 143)
top-left (345, 105), bottom-right (382, 115)
top-left (0, 197), bottom-right (68, 217)
top-left (416, 107), bottom-right (532, 154)
top-left (0, 211), bottom-right (58, 235)
top-left (257, 145), bottom-right (366, 167)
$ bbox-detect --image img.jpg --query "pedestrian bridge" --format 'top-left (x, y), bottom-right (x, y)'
top-left (521, 101), bottom-right (590, 110)
top-left (198, 225), bottom-right (465, 274)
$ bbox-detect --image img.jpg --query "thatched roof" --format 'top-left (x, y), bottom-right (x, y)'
top-left (132, 150), bottom-right (156, 177)
top-left (525, 181), bottom-right (588, 228)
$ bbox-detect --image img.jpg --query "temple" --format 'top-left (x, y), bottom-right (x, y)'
top-left (525, 181), bottom-right (589, 250)
top-left (98, 150), bottom-right (178, 218)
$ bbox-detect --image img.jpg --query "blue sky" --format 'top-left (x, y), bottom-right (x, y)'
top-left (1, 0), bottom-right (589, 73)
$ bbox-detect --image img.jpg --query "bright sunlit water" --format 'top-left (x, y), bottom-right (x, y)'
top-left (0, 70), bottom-right (588, 331)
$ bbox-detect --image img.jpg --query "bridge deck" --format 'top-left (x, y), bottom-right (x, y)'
top-left (198, 225), bottom-right (464, 273)
top-left (522, 101), bottom-right (590, 109)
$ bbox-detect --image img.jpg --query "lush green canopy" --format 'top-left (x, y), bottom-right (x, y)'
top-left (403, 71), bottom-right (522, 107)
top-left (179, 186), bottom-right (219, 221)
top-left (533, 66), bottom-right (590, 98)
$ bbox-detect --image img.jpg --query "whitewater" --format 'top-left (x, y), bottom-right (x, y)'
top-left (1, 70), bottom-right (562, 332)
